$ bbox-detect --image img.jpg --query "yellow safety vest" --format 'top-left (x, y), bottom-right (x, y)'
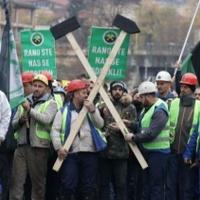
top-left (15, 100), bottom-right (52, 141)
top-left (169, 98), bottom-right (200, 144)
top-left (141, 98), bottom-right (170, 150)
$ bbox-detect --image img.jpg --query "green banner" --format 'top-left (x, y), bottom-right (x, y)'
top-left (88, 26), bottom-right (130, 80)
top-left (20, 29), bottom-right (57, 78)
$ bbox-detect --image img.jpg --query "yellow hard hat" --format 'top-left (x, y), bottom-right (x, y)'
top-left (61, 80), bottom-right (70, 88)
top-left (33, 74), bottom-right (48, 86)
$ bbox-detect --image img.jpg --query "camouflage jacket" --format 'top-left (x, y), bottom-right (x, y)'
top-left (99, 93), bottom-right (137, 159)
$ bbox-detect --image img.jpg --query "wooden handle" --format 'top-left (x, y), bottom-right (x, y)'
top-left (64, 32), bottom-right (148, 170)
top-left (53, 31), bottom-right (128, 172)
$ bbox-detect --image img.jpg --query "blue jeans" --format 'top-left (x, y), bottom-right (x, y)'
top-left (59, 152), bottom-right (98, 199)
top-left (166, 154), bottom-right (196, 200)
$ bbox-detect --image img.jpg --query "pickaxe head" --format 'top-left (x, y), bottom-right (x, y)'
top-left (113, 14), bottom-right (140, 34)
top-left (50, 17), bottom-right (80, 40)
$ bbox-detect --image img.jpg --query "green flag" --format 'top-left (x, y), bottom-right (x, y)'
top-left (181, 41), bottom-right (200, 83)
top-left (88, 26), bottom-right (130, 80)
top-left (0, 0), bottom-right (24, 109)
top-left (9, 30), bottom-right (24, 108)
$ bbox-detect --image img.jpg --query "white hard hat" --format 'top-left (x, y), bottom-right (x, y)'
top-left (52, 80), bottom-right (59, 87)
top-left (138, 81), bottom-right (157, 95)
top-left (156, 71), bottom-right (172, 82)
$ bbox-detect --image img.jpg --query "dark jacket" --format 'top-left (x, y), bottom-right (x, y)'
top-left (183, 124), bottom-right (199, 161)
top-left (171, 96), bottom-right (195, 154)
top-left (99, 93), bottom-right (137, 159)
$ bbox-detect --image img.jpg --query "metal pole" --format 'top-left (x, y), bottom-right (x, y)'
top-left (173, 0), bottom-right (200, 77)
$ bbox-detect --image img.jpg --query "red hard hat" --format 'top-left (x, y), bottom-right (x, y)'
top-left (21, 72), bottom-right (34, 83)
top-left (41, 71), bottom-right (53, 81)
top-left (180, 73), bottom-right (198, 86)
top-left (67, 79), bottom-right (88, 93)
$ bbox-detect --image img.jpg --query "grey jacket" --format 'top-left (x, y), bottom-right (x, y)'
top-left (51, 103), bottom-right (104, 152)
top-left (12, 93), bottom-right (57, 148)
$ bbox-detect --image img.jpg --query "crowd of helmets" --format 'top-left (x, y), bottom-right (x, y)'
top-left (22, 71), bottom-right (66, 95)
top-left (21, 71), bottom-right (130, 97)
top-left (21, 70), bottom-right (200, 102)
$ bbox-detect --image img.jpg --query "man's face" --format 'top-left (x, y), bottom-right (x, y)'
top-left (74, 88), bottom-right (88, 106)
top-left (111, 86), bottom-right (124, 100)
top-left (156, 81), bottom-right (171, 95)
top-left (139, 94), bottom-right (149, 107)
top-left (195, 88), bottom-right (200, 100)
top-left (23, 82), bottom-right (33, 96)
top-left (32, 81), bottom-right (47, 99)
top-left (87, 80), bottom-right (94, 95)
top-left (180, 84), bottom-right (193, 96)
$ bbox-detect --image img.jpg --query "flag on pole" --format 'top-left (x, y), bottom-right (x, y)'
top-left (181, 41), bottom-right (200, 83)
top-left (0, 0), bottom-right (24, 108)
top-left (9, 30), bottom-right (24, 108)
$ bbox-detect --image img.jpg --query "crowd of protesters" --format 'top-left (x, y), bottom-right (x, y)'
top-left (0, 67), bottom-right (200, 200)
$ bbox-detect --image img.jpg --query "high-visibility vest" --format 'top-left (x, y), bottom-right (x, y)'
top-left (35, 100), bottom-right (52, 140)
top-left (54, 94), bottom-right (63, 110)
top-left (60, 105), bottom-right (107, 151)
top-left (169, 98), bottom-right (200, 144)
top-left (141, 98), bottom-right (170, 150)
top-left (15, 100), bottom-right (52, 141)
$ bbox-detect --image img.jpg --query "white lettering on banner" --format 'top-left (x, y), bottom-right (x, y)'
top-left (41, 49), bottom-right (53, 56)
top-left (91, 46), bottom-right (126, 56)
top-left (94, 68), bottom-right (100, 74)
top-left (94, 68), bottom-right (122, 76)
top-left (108, 68), bottom-right (122, 76)
top-left (28, 59), bottom-right (49, 67)
top-left (95, 57), bottom-right (119, 66)
top-left (24, 49), bottom-right (40, 56)
top-left (23, 48), bottom-right (53, 57)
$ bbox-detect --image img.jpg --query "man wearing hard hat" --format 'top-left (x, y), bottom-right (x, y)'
top-left (9, 74), bottom-right (57, 200)
top-left (155, 71), bottom-right (176, 102)
top-left (124, 81), bottom-right (170, 200)
top-left (51, 79), bottom-right (106, 200)
top-left (21, 72), bottom-right (35, 96)
top-left (166, 73), bottom-right (200, 200)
